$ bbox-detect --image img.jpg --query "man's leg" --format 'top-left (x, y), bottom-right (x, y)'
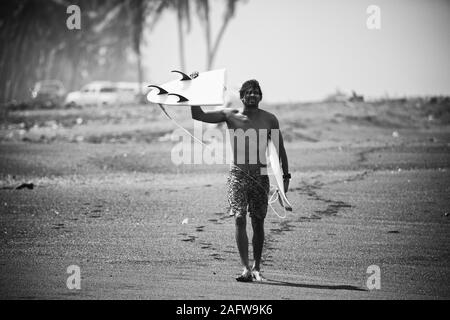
top-left (235, 215), bottom-right (251, 272)
top-left (228, 169), bottom-right (252, 281)
top-left (251, 217), bottom-right (264, 271)
top-left (247, 172), bottom-right (269, 281)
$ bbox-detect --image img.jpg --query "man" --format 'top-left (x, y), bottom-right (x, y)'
top-left (191, 79), bottom-right (290, 282)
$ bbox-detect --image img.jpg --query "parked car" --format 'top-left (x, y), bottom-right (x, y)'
top-left (65, 81), bottom-right (148, 107)
top-left (31, 80), bottom-right (66, 108)
top-left (65, 81), bottom-right (122, 107)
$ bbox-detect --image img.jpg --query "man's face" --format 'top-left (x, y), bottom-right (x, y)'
top-left (242, 87), bottom-right (262, 107)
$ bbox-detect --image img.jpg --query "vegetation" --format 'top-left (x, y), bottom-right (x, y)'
top-left (0, 0), bottom-right (243, 104)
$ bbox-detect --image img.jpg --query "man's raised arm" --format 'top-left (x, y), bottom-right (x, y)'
top-left (191, 106), bottom-right (249, 124)
top-left (190, 106), bottom-right (227, 123)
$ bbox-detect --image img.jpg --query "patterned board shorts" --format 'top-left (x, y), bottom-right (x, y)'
top-left (227, 165), bottom-right (270, 220)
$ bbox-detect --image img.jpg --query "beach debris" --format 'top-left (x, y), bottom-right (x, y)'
top-left (181, 235), bottom-right (196, 242)
top-left (16, 183), bottom-right (34, 190)
top-left (392, 131), bottom-right (399, 138)
top-left (444, 212), bottom-right (449, 217)
top-left (76, 117), bottom-right (83, 125)
top-left (181, 218), bottom-right (189, 224)
top-left (349, 90), bottom-right (364, 102)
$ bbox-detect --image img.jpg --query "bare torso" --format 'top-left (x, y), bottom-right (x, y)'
top-left (226, 108), bottom-right (276, 171)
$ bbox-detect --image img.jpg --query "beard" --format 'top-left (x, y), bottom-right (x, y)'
top-left (243, 97), bottom-right (260, 107)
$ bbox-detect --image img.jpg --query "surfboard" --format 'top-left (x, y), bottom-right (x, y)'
top-left (266, 139), bottom-right (292, 211)
top-left (147, 69), bottom-right (226, 106)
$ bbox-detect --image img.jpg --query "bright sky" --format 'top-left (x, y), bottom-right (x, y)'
top-left (143, 0), bottom-right (450, 103)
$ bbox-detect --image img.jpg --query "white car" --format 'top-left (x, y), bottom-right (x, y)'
top-left (65, 81), bottom-right (122, 107)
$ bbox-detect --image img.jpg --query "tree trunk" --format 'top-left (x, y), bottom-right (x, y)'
top-left (133, 0), bottom-right (145, 96)
top-left (137, 50), bottom-right (143, 95)
top-left (203, 1), bottom-right (212, 70)
top-left (209, 12), bottom-right (232, 70)
top-left (177, 2), bottom-right (186, 72)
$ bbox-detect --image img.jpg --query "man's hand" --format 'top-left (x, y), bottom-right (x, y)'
top-left (224, 109), bottom-right (249, 123)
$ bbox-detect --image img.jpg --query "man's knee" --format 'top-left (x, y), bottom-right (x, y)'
top-left (235, 214), bottom-right (247, 227)
top-left (251, 217), bottom-right (264, 231)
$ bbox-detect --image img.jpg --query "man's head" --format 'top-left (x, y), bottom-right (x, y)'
top-left (239, 79), bottom-right (262, 107)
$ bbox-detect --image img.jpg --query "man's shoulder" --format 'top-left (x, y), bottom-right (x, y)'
top-left (258, 109), bottom-right (278, 124)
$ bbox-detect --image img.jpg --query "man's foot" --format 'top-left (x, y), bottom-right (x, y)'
top-left (251, 270), bottom-right (267, 282)
top-left (236, 269), bottom-right (253, 282)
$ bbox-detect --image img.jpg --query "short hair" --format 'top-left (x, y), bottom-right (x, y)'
top-left (239, 79), bottom-right (262, 99)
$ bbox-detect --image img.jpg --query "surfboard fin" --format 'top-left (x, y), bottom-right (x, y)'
top-left (171, 70), bottom-right (192, 81)
top-left (147, 85), bottom-right (168, 95)
top-left (168, 93), bottom-right (189, 102)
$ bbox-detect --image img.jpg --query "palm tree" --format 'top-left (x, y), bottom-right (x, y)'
top-left (0, 0), bottom-right (170, 103)
top-left (196, 0), bottom-right (240, 70)
top-left (128, 0), bottom-right (168, 97)
top-left (167, 0), bottom-right (242, 72)
top-left (159, 0), bottom-right (191, 72)
top-left (175, 0), bottom-right (191, 72)
top-left (128, 0), bottom-right (146, 96)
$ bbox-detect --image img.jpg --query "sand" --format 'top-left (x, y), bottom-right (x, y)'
top-left (0, 101), bottom-right (449, 299)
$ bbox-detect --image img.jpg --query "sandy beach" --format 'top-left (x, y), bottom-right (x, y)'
top-left (1, 101), bottom-right (449, 299)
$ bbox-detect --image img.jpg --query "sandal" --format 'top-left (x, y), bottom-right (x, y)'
top-left (251, 270), bottom-right (267, 282)
top-left (236, 271), bottom-right (253, 282)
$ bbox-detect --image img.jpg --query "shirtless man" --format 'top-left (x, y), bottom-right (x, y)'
top-left (191, 79), bottom-right (290, 282)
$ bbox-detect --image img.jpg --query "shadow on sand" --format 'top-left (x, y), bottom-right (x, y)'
top-left (261, 279), bottom-right (367, 291)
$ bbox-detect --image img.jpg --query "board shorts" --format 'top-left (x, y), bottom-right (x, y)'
top-left (227, 165), bottom-right (270, 220)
